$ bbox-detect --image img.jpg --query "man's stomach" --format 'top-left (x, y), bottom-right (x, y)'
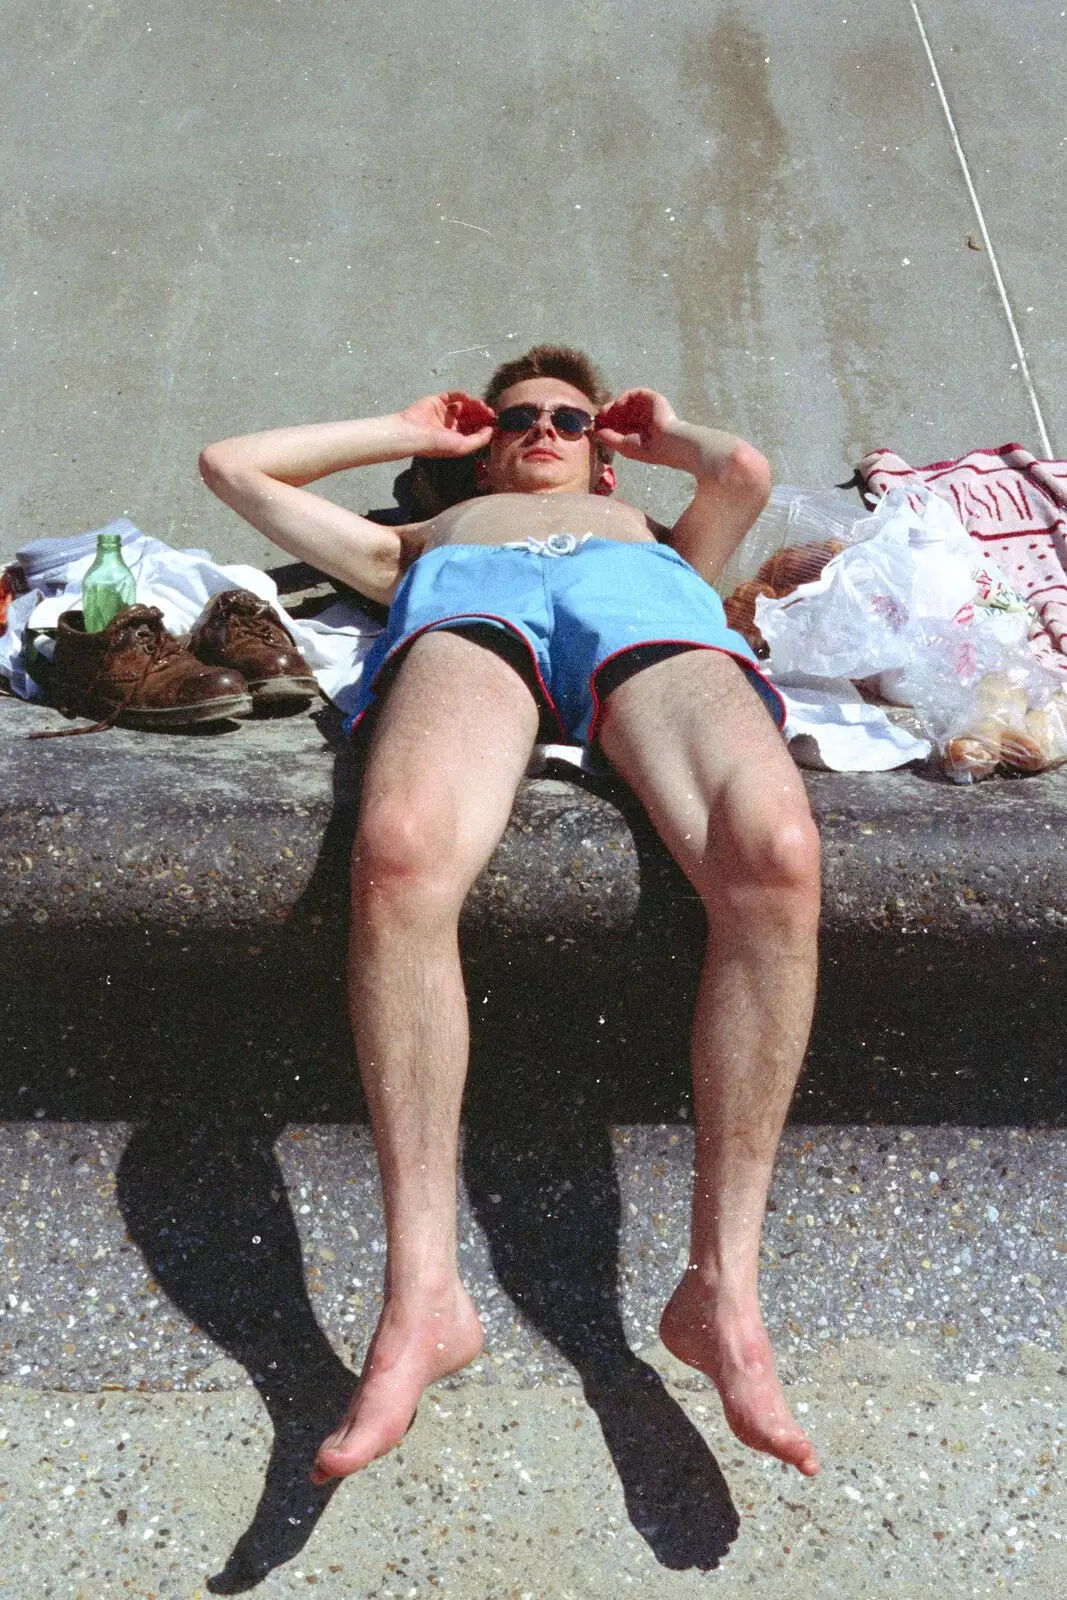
top-left (417, 492), bottom-right (657, 553)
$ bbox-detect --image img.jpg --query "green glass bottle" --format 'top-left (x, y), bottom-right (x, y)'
top-left (82, 533), bottom-right (136, 632)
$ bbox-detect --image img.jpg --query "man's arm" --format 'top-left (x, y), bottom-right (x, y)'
top-left (595, 390), bottom-right (770, 585)
top-left (199, 392), bottom-right (494, 606)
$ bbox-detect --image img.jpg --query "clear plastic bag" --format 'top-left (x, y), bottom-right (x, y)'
top-left (719, 485), bottom-right (880, 593)
top-left (753, 488), bottom-right (1063, 782)
top-left (931, 665), bottom-right (1067, 783)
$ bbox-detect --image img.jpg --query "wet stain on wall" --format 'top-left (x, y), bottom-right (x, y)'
top-left (654, 8), bottom-right (903, 461)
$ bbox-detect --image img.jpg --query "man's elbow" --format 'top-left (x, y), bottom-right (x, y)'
top-left (725, 442), bottom-right (771, 518)
top-left (199, 442), bottom-right (261, 506)
top-left (198, 441), bottom-right (236, 495)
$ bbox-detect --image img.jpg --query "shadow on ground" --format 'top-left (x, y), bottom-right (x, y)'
top-left (6, 749), bottom-right (1066, 1583)
top-left (116, 1117), bottom-right (355, 1593)
top-left (463, 1037), bottom-right (739, 1570)
top-left (108, 949), bottom-right (742, 1585)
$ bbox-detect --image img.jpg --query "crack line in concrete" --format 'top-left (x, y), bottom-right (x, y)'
top-left (909, 0), bottom-right (1053, 458)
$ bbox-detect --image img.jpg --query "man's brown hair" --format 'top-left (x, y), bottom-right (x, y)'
top-left (484, 344), bottom-right (613, 467)
top-left (483, 344), bottom-right (611, 411)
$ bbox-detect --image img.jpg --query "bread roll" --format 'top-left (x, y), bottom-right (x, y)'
top-left (1024, 707), bottom-right (1067, 769)
top-left (997, 730), bottom-right (1047, 774)
top-left (757, 539), bottom-right (845, 594)
top-left (974, 673), bottom-right (1028, 725)
top-left (724, 579), bottom-right (776, 650)
top-left (971, 717), bottom-right (1044, 774)
top-left (941, 735), bottom-right (999, 782)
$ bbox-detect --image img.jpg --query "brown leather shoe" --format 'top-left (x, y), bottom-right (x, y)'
top-left (50, 605), bottom-right (253, 730)
top-left (189, 589), bottom-right (319, 711)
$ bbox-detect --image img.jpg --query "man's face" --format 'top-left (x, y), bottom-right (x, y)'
top-left (484, 376), bottom-right (601, 496)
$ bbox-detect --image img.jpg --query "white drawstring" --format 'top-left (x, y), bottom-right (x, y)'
top-left (502, 532), bottom-right (592, 557)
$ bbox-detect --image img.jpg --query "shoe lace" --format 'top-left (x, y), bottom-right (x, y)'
top-left (226, 612), bottom-right (287, 645)
top-left (131, 620), bottom-right (188, 673)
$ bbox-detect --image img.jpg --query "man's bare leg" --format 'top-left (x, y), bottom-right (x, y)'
top-left (312, 630), bottom-right (540, 1483)
top-left (598, 649), bottom-right (821, 1476)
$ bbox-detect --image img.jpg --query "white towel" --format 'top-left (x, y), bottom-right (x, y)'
top-left (1, 520), bottom-right (383, 710)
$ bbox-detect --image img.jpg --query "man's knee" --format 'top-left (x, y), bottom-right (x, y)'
top-left (353, 790), bottom-right (468, 915)
top-left (702, 804), bottom-right (821, 926)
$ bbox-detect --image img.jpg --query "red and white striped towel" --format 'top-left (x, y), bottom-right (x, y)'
top-left (857, 444), bottom-right (1067, 672)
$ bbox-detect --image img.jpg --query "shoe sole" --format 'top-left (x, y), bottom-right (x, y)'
top-left (114, 693), bottom-right (255, 730)
top-left (246, 675), bottom-right (320, 712)
top-left (53, 685), bottom-right (254, 730)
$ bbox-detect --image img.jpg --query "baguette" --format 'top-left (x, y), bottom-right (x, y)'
top-left (723, 579), bottom-right (776, 651)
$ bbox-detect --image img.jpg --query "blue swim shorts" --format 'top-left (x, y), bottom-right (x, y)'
top-left (344, 535), bottom-right (784, 744)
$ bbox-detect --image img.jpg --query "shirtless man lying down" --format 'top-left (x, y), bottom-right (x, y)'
top-left (200, 344), bottom-right (822, 1484)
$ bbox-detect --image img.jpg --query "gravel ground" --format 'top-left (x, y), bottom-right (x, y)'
top-left (0, 1122), bottom-right (1063, 1594)
top-left (0, 1345), bottom-right (1062, 1597)
top-left (1, 1125), bottom-right (1062, 1392)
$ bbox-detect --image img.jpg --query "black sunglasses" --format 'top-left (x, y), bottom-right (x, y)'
top-left (494, 403), bottom-right (594, 438)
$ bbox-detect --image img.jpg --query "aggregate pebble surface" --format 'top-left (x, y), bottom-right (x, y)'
top-left (0, 1346), bottom-right (1062, 1597)
top-left (2, 1122), bottom-right (1063, 1594)
top-left (1, 1125), bottom-right (1063, 1393)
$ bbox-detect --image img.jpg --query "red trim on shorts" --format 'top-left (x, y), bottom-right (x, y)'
top-left (586, 639), bottom-right (787, 744)
top-left (348, 611), bottom-right (567, 741)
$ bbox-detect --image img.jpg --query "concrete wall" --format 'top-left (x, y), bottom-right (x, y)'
top-left (4, 0), bottom-right (1063, 567)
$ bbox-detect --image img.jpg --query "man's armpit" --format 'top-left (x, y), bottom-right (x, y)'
top-left (397, 531), bottom-right (428, 576)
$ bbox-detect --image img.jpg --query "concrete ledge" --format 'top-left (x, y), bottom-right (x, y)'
top-left (2, 697), bottom-right (1066, 1125)
top-left (6, 694), bottom-right (1067, 939)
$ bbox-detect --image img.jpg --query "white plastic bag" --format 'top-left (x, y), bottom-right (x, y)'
top-left (754, 489), bottom-right (980, 682)
top-left (755, 487), bottom-right (1064, 781)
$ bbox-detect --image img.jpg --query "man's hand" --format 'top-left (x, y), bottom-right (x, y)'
top-left (595, 387), bottom-right (771, 584)
top-left (594, 388), bottom-right (680, 465)
top-left (397, 392), bottom-right (496, 458)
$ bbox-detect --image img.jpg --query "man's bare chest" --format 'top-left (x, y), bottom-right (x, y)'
top-left (417, 493), bottom-right (656, 554)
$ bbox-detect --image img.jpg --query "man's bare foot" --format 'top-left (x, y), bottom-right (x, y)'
top-left (660, 1273), bottom-right (820, 1477)
top-left (310, 1284), bottom-right (484, 1484)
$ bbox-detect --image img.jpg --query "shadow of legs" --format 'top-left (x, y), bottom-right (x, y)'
top-left (583, 1365), bottom-right (739, 1568)
top-left (462, 1073), bottom-right (737, 1571)
top-left (117, 1116), bottom-right (357, 1593)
